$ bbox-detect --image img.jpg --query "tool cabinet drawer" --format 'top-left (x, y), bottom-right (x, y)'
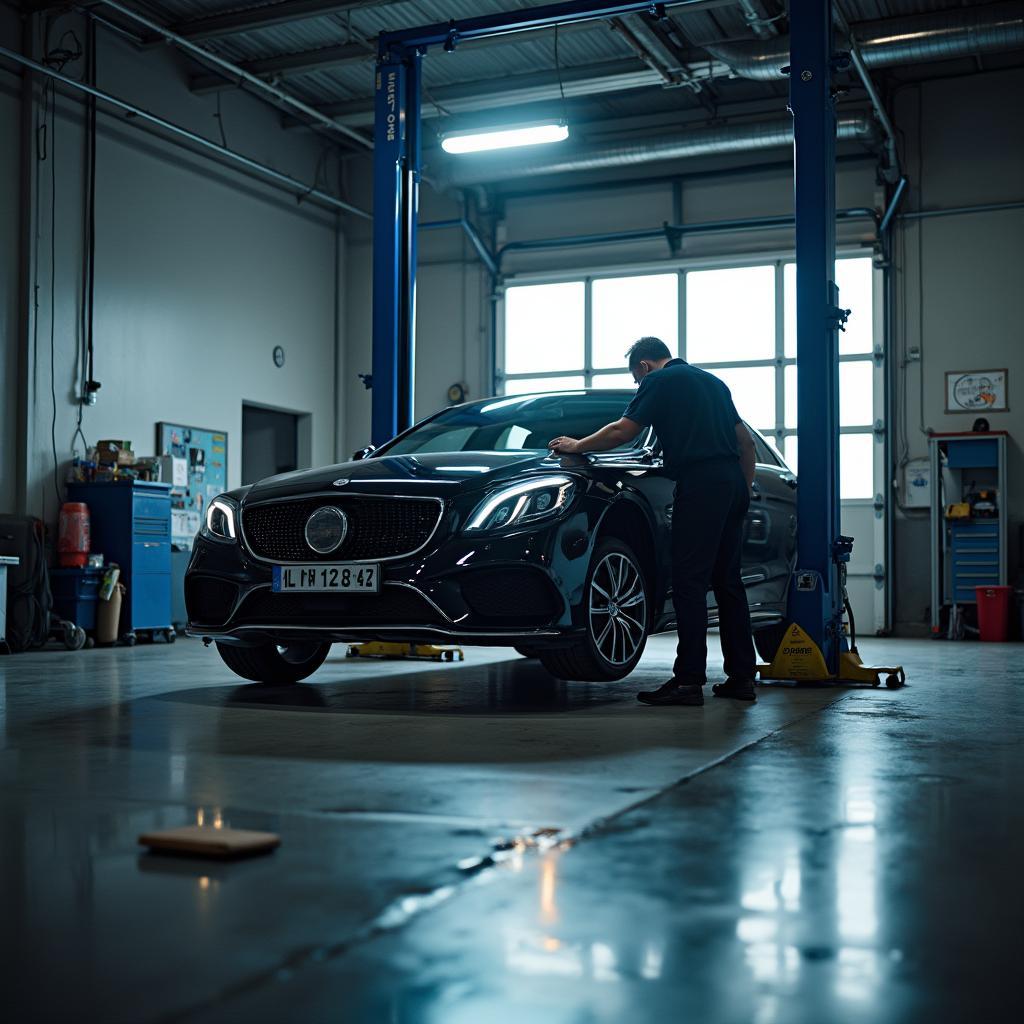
top-left (134, 493), bottom-right (172, 523)
top-left (133, 540), bottom-right (171, 575)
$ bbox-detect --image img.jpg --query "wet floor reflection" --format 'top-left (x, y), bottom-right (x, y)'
top-left (159, 659), bottom-right (635, 716)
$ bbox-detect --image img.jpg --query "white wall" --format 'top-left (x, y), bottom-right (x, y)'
top-left (891, 68), bottom-right (1024, 630)
top-left (1, 13), bottom-right (351, 525)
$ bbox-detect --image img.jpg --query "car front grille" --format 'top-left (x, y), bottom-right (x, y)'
top-left (232, 586), bottom-right (443, 626)
top-left (458, 567), bottom-right (561, 626)
top-left (185, 576), bottom-right (238, 626)
top-left (241, 496), bottom-right (443, 562)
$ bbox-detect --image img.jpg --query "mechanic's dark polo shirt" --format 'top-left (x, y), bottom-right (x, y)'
top-left (623, 358), bottom-right (741, 479)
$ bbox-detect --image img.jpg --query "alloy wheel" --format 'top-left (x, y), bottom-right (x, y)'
top-left (588, 552), bottom-right (647, 665)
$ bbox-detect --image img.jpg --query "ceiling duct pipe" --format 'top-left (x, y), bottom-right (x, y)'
top-left (442, 115), bottom-right (878, 186)
top-left (699, 1), bottom-right (1024, 80)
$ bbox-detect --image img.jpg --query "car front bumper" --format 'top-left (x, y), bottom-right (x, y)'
top-left (184, 509), bottom-right (596, 648)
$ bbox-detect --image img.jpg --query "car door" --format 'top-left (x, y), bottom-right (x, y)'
top-left (746, 431), bottom-right (798, 607)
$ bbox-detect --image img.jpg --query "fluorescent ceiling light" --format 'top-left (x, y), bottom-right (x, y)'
top-left (441, 123), bottom-right (569, 155)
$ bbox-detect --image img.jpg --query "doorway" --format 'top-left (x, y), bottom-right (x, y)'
top-left (242, 404), bottom-right (311, 485)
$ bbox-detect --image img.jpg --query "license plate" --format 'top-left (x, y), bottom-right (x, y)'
top-left (272, 564), bottom-right (380, 593)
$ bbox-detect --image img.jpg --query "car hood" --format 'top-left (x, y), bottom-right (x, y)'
top-left (242, 450), bottom-right (573, 503)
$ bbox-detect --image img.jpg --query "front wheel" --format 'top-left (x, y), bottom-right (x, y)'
top-left (539, 539), bottom-right (649, 681)
top-left (216, 640), bottom-right (330, 684)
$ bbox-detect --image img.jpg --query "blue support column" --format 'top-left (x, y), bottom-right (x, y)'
top-left (788, 0), bottom-right (844, 671)
top-left (398, 52), bottom-right (421, 436)
top-left (371, 57), bottom-right (406, 446)
top-left (371, 48), bottom-right (422, 446)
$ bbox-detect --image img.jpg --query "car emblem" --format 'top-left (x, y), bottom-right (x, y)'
top-left (304, 506), bottom-right (348, 555)
top-left (332, 478), bottom-right (349, 487)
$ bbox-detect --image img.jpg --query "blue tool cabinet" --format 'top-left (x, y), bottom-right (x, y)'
top-left (66, 481), bottom-right (173, 641)
top-left (929, 432), bottom-right (1008, 632)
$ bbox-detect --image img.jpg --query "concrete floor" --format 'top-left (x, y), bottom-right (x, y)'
top-left (1, 635), bottom-right (1020, 1023)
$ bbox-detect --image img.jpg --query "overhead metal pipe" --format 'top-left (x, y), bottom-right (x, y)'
top-left (878, 175), bottom-right (908, 234)
top-left (90, 0), bottom-right (373, 149)
top-left (735, 0), bottom-right (780, 40)
top-left (443, 114), bottom-right (878, 186)
top-left (699, 1), bottom-right (1024, 80)
top-left (832, 2), bottom-right (900, 181)
top-left (0, 44), bottom-right (371, 219)
top-left (419, 218), bottom-right (498, 276)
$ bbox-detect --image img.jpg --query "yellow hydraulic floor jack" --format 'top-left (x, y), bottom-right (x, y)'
top-left (346, 642), bottom-right (464, 662)
top-left (757, 538), bottom-right (905, 689)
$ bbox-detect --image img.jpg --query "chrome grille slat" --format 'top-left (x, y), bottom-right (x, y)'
top-left (241, 495), bottom-right (443, 563)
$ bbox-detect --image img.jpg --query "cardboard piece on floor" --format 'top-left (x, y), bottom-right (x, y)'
top-left (138, 825), bottom-right (280, 859)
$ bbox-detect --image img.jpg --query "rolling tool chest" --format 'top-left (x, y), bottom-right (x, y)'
top-left (66, 481), bottom-right (174, 643)
top-left (929, 432), bottom-right (1008, 633)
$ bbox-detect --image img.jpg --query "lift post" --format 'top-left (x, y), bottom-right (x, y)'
top-left (787, 0), bottom-right (844, 672)
top-left (371, 47), bottom-right (421, 446)
top-left (758, 0), bottom-right (903, 688)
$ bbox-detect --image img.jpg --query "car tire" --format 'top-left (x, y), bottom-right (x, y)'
top-left (514, 646), bottom-right (540, 659)
top-left (753, 622), bottom-right (787, 663)
top-left (216, 640), bottom-right (331, 684)
top-left (539, 538), bottom-right (650, 682)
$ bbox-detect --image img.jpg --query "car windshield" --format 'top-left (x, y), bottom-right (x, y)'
top-left (380, 391), bottom-right (644, 456)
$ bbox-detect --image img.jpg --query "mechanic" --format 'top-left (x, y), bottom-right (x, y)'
top-left (548, 336), bottom-right (758, 707)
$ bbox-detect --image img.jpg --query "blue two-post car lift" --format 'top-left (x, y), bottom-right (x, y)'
top-left (370, 0), bottom-right (904, 688)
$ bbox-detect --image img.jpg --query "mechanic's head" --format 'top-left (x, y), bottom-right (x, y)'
top-left (626, 336), bottom-right (673, 384)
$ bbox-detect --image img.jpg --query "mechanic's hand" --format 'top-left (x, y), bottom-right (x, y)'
top-left (548, 436), bottom-right (582, 455)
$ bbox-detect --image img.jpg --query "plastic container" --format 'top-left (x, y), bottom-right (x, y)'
top-left (975, 585), bottom-right (1012, 642)
top-left (49, 567), bottom-right (103, 631)
top-left (58, 502), bottom-right (90, 568)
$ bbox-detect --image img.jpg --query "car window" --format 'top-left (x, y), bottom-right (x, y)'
top-left (410, 426), bottom-right (477, 453)
top-left (381, 392), bottom-right (645, 456)
top-left (750, 430), bottom-right (780, 466)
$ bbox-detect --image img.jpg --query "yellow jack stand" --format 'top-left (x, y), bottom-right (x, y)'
top-left (756, 623), bottom-right (905, 689)
top-left (346, 641), bottom-right (464, 662)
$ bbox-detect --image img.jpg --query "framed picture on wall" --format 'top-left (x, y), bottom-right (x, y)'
top-left (944, 369), bottom-right (1008, 414)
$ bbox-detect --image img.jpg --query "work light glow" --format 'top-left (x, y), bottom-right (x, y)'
top-left (441, 123), bottom-right (569, 155)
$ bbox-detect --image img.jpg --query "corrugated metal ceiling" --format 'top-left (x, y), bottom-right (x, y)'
top-left (139, 1), bottom-right (1014, 121)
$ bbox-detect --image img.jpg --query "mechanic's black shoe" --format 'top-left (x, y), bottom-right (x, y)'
top-left (712, 677), bottom-right (757, 702)
top-left (637, 680), bottom-right (704, 706)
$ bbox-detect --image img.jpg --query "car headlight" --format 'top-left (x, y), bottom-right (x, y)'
top-left (465, 475), bottom-right (576, 532)
top-left (201, 496), bottom-right (238, 543)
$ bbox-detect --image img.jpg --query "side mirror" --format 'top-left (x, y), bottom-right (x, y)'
top-left (352, 445), bottom-right (376, 461)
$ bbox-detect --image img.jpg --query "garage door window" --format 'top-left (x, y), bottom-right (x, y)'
top-left (501, 256), bottom-right (877, 499)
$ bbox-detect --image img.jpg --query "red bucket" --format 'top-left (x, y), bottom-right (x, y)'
top-left (975, 585), bottom-right (1012, 642)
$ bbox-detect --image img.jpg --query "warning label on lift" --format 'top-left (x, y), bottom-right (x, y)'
top-left (763, 623), bottom-right (831, 681)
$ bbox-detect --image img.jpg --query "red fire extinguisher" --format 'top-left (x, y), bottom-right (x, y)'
top-left (58, 502), bottom-right (91, 568)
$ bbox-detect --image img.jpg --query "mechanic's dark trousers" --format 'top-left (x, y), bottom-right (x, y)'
top-left (670, 459), bottom-right (757, 685)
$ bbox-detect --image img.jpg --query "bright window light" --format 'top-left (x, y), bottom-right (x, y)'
top-left (441, 123), bottom-right (569, 155)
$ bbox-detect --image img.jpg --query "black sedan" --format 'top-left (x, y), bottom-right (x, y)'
top-left (186, 390), bottom-right (797, 683)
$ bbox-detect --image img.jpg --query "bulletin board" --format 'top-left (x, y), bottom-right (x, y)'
top-left (156, 422), bottom-right (229, 547)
